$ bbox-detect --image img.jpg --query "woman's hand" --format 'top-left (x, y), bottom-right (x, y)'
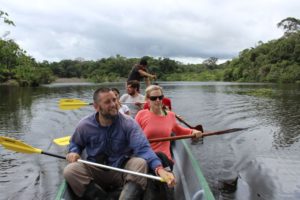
top-left (192, 129), bottom-right (203, 138)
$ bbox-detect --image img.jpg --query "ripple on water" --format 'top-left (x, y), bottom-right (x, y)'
top-left (236, 154), bottom-right (300, 200)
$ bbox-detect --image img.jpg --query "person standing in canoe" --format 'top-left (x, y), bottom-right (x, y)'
top-left (63, 88), bottom-right (175, 200)
top-left (127, 57), bottom-right (156, 88)
top-left (135, 85), bottom-right (203, 199)
top-left (120, 80), bottom-right (145, 118)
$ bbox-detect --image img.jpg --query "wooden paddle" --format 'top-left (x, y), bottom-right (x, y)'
top-left (59, 98), bottom-right (145, 110)
top-left (53, 128), bottom-right (245, 146)
top-left (150, 128), bottom-right (246, 142)
top-left (0, 136), bottom-right (164, 182)
top-left (175, 115), bottom-right (204, 132)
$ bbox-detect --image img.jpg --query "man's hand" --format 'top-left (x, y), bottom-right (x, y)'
top-left (158, 168), bottom-right (176, 187)
top-left (150, 74), bottom-right (157, 80)
top-left (66, 152), bottom-right (80, 163)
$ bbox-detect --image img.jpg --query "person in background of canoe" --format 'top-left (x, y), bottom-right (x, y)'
top-left (127, 57), bottom-right (156, 88)
top-left (120, 80), bottom-right (145, 118)
top-left (111, 87), bottom-right (130, 116)
top-left (135, 85), bottom-right (203, 199)
top-left (63, 88), bottom-right (175, 200)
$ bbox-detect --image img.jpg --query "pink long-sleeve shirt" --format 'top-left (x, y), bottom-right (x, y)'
top-left (135, 109), bottom-right (192, 161)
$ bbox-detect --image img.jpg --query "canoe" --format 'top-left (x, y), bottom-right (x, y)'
top-left (55, 140), bottom-right (215, 200)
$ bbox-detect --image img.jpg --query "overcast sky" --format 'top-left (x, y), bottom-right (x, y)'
top-left (1, 0), bottom-right (300, 63)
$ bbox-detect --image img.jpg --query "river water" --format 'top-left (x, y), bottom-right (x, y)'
top-left (0, 82), bottom-right (300, 200)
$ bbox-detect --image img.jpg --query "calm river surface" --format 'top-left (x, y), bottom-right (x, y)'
top-left (0, 82), bottom-right (300, 200)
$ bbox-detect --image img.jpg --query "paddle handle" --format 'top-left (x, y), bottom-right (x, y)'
top-left (78, 159), bottom-right (163, 182)
top-left (175, 115), bottom-right (193, 129)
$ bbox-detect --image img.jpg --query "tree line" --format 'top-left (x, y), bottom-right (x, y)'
top-left (222, 17), bottom-right (300, 83)
top-left (44, 55), bottom-right (221, 82)
top-left (1, 11), bottom-right (300, 86)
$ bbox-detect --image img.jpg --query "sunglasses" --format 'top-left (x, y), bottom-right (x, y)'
top-left (149, 95), bottom-right (164, 101)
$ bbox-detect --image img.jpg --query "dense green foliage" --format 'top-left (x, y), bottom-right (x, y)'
top-left (0, 39), bottom-right (55, 86)
top-left (0, 10), bottom-right (54, 86)
top-left (223, 31), bottom-right (300, 83)
top-left (47, 55), bottom-right (135, 82)
top-left (223, 17), bottom-right (300, 83)
top-left (45, 56), bottom-right (222, 82)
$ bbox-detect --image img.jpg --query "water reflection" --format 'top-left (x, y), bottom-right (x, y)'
top-left (0, 86), bottom-right (34, 134)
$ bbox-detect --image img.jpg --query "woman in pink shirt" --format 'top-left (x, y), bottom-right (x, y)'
top-left (135, 85), bottom-right (202, 163)
top-left (135, 85), bottom-right (202, 199)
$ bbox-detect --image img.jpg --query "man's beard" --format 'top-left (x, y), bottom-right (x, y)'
top-left (99, 109), bottom-right (118, 120)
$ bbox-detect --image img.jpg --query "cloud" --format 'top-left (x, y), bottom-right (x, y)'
top-left (1, 0), bottom-right (300, 63)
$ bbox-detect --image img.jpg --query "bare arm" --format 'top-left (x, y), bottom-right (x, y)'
top-left (138, 69), bottom-right (156, 79)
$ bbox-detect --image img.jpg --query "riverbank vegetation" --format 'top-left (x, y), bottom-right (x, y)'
top-left (0, 11), bottom-right (54, 86)
top-left (222, 17), bottom-right (300, 83)
top-left (45, 55), bottom-right (223, 83)
top-left (1, 11), bottom-right (300, 86)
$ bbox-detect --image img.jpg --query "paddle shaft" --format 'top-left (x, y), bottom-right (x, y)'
top-left (161, 107), bottom-right (200, 130)
top-left (42, 151), bottom-right (66, 159)
top-left (41, 151), bottom-right (163, 181)
top-left (175, 115), bottom-right (203, 132)
top-left (78, 160), bottom-right (162, 181)
top-left (149, 135), bottom-right (195, 142)
top-left (175, 115), bottom-right (193, 128)
top-left (148, 128), bottom-right (245, 143)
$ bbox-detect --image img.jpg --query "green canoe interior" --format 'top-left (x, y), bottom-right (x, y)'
top-left (55, 140), bottom-right (215, 200)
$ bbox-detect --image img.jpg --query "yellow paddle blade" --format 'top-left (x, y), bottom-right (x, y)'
top-left (0, 136), bottom-right (42, 154)
top-left (58, 99), bottom-right (90, 110)
top-left (53, 136), bottom-right (71, 146)
top-left (59, 98), bottom-right (89, 106)
top-left (59, 104), bottom-right (88, 110)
